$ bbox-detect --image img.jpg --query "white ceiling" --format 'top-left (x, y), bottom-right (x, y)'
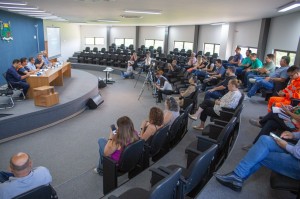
top-left (4, 0), bottom-right (300, 25)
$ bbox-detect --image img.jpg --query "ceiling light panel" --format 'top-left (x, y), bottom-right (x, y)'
top-left (124, 9), bottom-right (162, 15)
top-left (277, 1), bottom-right (300, 12)
top-left (0, 1), bottom-right (27, 5)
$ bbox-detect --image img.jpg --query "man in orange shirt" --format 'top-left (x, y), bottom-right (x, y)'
top-left (268, 65), bottom-right (300, 112)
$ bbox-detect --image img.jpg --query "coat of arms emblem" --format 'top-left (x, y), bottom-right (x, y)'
top-left (1, 21), bottom-right (13, 41)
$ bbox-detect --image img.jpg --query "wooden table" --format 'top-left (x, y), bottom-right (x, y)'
top-left (26, 62), bottom-right (71, 99)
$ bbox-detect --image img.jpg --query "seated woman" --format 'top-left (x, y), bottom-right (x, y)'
top-left (215, 133), bottom-right (300, 192)
top-left (243, 103), bottom-right (300, 150)
top-left (121, 61), bottom-right (134, 79)
top-left (140, 107), bottom-right (164, 142)
top-left (174, 76), bottom-right (197, 107)
top-left (189, 79), bottom-right (242, 130)
top-left (130, 52), bottom-right (138, 70)
top-left (163, 97), bottom-right (180, 127)
top-left (187, 55), bottom-right (203, 73)
top-left (155, 70), bottom-right (173, 103)
top-left (94, 116), bottom-right (139, 175)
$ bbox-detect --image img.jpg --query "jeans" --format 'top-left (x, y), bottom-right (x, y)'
top-left (246, 75), bottom-right (264, 90)
top-left (10, 80), bottom-right (29, 96)
top-left (244, 71), bottom-right (257, 87)
top-left (0, 171), bottom-right (14, 183)
top-left (235, 67), bottom-right (243, 76)
top-left (121, 71), bottom-right (133, 78)
top-left (247, 79), bottom-right (274, 97)
top-left (193, 70), bottom-right (207, 78)
top-left (204, 90), bottom-right (223, 100)
top-left (97, 138), bottom-right (108, 172)
top-left (234, 135), bottom-right (300, 180)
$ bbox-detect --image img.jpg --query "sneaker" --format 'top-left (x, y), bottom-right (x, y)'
top-left (188, 114), bottom-right (197, 121)
top-left (242, 144), bottom-right (253, 151)
top-left (249, 78), bottom-right (256, 84)
top-left (249, 119), bottom-right (262, 128)
top-left (193, 126), bottom-right (204, 131)
top-left (244, 96), bottom-right (251, 101)
top-left (93, 168), bottom-right (103, 176)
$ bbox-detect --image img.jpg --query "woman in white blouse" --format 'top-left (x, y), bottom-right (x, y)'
top-left (189, 79), bottom-right (242, 130)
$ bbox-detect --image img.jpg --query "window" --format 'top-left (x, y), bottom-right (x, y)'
top-left (95, 37), bottom-right (104, 45)
top-left (204, 43), bottom-right (220, 55)
top-left (184, 42), bottom-right (193, 51)
top-left (85, 37), bottom-right (104, 45)
top-left (274, 49), bottom-right (296, 66)
top-left (145, 39), bottom-right (164, 50)
top-left (239, 46), bottom-right (258, 57)
top-left (85, 37), bottom-right (94, 45)
top-left (174, 41), bottom-right (183, 50)
top-left (125, 39), bottom-right (134, 47)
top-left (114, 38), bottom-right (134, 47)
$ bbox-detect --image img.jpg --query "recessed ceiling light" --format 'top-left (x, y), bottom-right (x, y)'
top-left (210, 22), bottom-right (226, 25)
top-left (0, 1), bottom-right (27, 6)
top-left (9, 9), bottom-right (46, 12)
top-left (97, 19), bottom-right (120, 22)
top-left (277, 1), bottom-right (300, 12)
top-left (120, 15), bottom-right (142, 19)
top-left (0, 6), bottom-right (38, 9)
top-left (124, 9), bottom-right (161, 15)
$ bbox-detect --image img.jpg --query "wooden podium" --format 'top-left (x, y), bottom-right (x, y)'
top-left (33, 86), bottom-right (59, 107)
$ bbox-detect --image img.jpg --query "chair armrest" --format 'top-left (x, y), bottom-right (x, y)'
top-left (221, 107), bottom-right (235, 112)
top-left (219, 110), bottom-right (234, 122)
top-left (213, 119), bottom-right (228, 126)
top-left (108, 196), bottom-right (120, 199)
top-left (103, 156), bottom-right (118, 194)
top-left (196, 135), bottom-right (218, 150)
top-left (150, 167), bottom-right (170, 186)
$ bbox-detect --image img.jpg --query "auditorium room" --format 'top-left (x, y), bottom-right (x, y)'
top-left (0, 0), bottom-right (300, 198)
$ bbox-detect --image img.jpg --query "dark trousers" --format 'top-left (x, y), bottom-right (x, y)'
top-left (199, 100), bottom-right (219, 122)
top-left (253, 111), bottom-right (291, 144)
top-left (10, 80), bottom-right (29, 96)
top-left (157, 90), bottom-right (173, 101)
top-left (204, 90), bottom-right (223, 100)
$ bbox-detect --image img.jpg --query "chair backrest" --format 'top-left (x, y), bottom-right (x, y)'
top-left (183, 144), bottom-right (218, 194)
top-left (2, 72), bottom-right (13, 89)
top-left (214, 117), bottom-right (237, 149)
top-left (12, 184), bottom-right (57, 199)
top-left (168, 114), bottom-right (184, 141)
top-left (118, 139), bottom-right (145, 172)
top-left (147, 125), bottom-right (169, 157)
top-left (149, 168), bottom-right (182, 199)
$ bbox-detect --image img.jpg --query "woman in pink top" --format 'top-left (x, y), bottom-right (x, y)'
top-left (94, 116), bottom-right (139, 175)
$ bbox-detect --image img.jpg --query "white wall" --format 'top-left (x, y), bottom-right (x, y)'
top-left (266, 11), bottom-right (300, 54)
top-left (80, 25), bottom-right (107, 50)
top-left (139, 26), bottom-right (165, 47)
top-left (198, 25), bottom-right (222, 51)
top-left (232, 20), bottom-right (261, 49)
top-left (110, 26), bottom-right (136, 46)
top-left (168, 25), bottom-right (195, 52)
top-left (43, 21), bottom-right (81, 62)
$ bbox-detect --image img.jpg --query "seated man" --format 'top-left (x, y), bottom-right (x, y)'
top-left (243, 103), bottom-right (300, 150)
top-left (121, 61), bottom-right (134, 79)
top-left (35, 53), bottom-right (45, 69)
top-left (267, 65), bottom-right (300, 112)
top-left (235, 49), bottom-right (252, 76)
top-left (226, 47), bottom-right (243, 67)
top-left (204, 66), bottom-right (236, 100)
top-left (18, 57), bottom-right (35, 75)
top-left (26, 57), bottom-right (37, 71)
top-left (242, 53), bottom-right (263, 87)
top-left (201, 59), bottom-right (226, 91)
top-left (0, 152), bottom-right (52, 199)
top-left (6, 59), bottom-right (30, 97)
top-left (244, 56), bottom-right (290, 100)
top-left (42, 51), bottom-right (52, 66)
top-left (215, 132), bottom-right (300, 192)
top-left (245, 54), bottom-right (276, 92)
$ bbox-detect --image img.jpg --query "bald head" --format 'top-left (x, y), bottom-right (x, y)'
top-left (10, 152), bottom-right (32, 177)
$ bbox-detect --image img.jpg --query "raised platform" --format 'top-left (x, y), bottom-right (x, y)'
top-left (0, 69), bottom-right (99, 142)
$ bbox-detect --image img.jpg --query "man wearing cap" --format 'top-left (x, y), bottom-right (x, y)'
top-left (0, 152), bottom-right (52, 199)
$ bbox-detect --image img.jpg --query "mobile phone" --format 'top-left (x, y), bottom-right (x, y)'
top-left (270, 132), bottom-right (283, 141)
top-left (111, 124), bottom-right (117, 135)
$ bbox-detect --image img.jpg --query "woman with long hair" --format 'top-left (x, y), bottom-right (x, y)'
top-left (94, 116), bottom-right (139, 175)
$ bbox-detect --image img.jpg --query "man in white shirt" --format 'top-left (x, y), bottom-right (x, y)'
top-left (0, 152), bottom-right (52, 199)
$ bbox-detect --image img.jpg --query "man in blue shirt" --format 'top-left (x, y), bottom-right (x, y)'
top-left (6, 59), bottom-right (30, 98)
top-left (245, 56), bottom-right (290, 100)
top-left (0, 152), bottom-right (52, 199)
top-left (201, 59), bottom-right (226, 91)
top-left (227, 47), bottom-right (243, 67)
